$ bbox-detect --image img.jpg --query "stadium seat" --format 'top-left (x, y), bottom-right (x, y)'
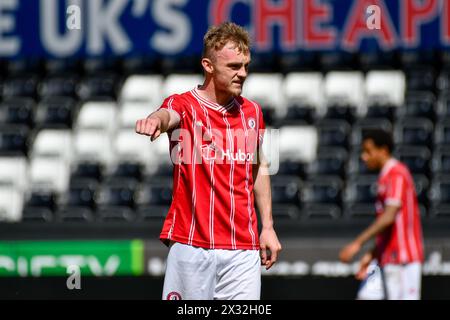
top-left (97, 206), bottom-right (136, 222)
top-left (120, 75), bottom-right (164, 104)
top-left (44, 59), bottom-right (81, 76)
top-left (96, 178), bottom-right (138, 209)
top-left (74, 130), bottom-right (114, 166)
top-left (434, 119), bottom-right (450, 147)
top-left (395, 146), bottom-right (431, 176)
top-left (71, 161), bottom-right (104, 183)
top-left (432, 146), bottom-right (450, 174)
top-left (121, 55), bottom-right (161, 75)
top-left (282, 72), bottom-right (323, 124)
top-left (395, 118), bottom-right (434, 147)
top-left (136, 205), bottom-right (169, 221)
top-left (118, 102), bottom-right (151, 128)
top-left (29, 157), bottom-right (70, 193)
top-left (351, 118), bottom-right (392, 147)
top-left (136, 177), bottom-right (173, 206)
top-left (316, 120), bottom-right (351, 149)
top-left (114, 130), bottom-right (157, 172)
top-left (324, 71), bottom-right (365, 109)
top-left (343, 175), bottom-right (378, 219)
top-left (0, 125), bottom-right (30, 156)
top-left (413, 174), bottom-right (430, 209)
top-left (109, 162), bottom-right (144, 182)
top-left (75, 101), bottom-right (117, 133)
top-left (437, 93), bottom-right (450, 119)
top-left (0, 156), bottom-right (28, 191)
top-left (0, 97), bottom-right (35, 127)
top-left (23, 190), bottom-right (57, 211)
top-left (56, 207), bottom-right (95, 223)
top-left (271, 204), bottom-right (301, 220)
top-left (276, 160), bottom-right (305, 178)
top-left (279, 52), bottom-right (318, 72)
top-left (279, 126), bottom-right (318, 163)
top-left (35, 97), bottom-right (77, 129)
top-left (397, 92), bottom-right (436, 121)
top-left (359, 51), bottom-right (399, 71)
top-left (301, 176), bottom-right (343, 219)
top-left (2, 75), bottom-right (39, 99)
top-left (365, 70), bottom-right (406, 108)
top-left (405, 66), bottom-right (436, 92)
top-left (0, 186), bottom-right (23, 222)
top-left (61, 179), bottom-right (98, 210)
top-left (320, 52), bottom-right (357, 71)
top-left (429, 176), bottom-right (450, 218)
top-left (160, 55), bottom-right (202, 74)
top-left (38, 74), bottom-right (79, 98)
top-left (271, 175), bottom-right (301, 206)
top-left (243, 73), bottom-right (285, 123)
top-left (22, 207), bottom-right (54, 223)
top-left (77, 73), bottom-right (121, 100)
top-left (306, 147), bottom-right (348, 178)
top-left (31, 129), bottom-right (73, 161)
top-left (163, 74), bottom-right (203, 96)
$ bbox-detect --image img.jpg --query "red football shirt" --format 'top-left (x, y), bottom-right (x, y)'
top-left (375, 158), bottom-right (424, 266)
top-left (157, 88), bottom-right (265, 250)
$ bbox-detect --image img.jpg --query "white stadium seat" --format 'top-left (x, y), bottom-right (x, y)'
top-left (279, 126), bottom-right (318, 163)
top-left (244, 73), bottom-right (285, 115)
top-left (365, 70), bottom-right (406, 107)
top-left (75, 101), bottom-right (117, 133)
top-left (119, 102), bottom-right (152, 129)
top-left (74, 130), bottom-right (114, 166)
top-left (324, 71), bottom-right (365, 109)
top-left (163, 74), bottom-right (203, 96)
top-left (29, 157), bottom-right (70, 194)
top-left (31, 129), bottom-right (72, 162)
top-left (114, 130), bottom-right (158, 172)
top-left (284, 72), bottom-right (324, 109)
top-left (0, 186), bottom-right (23, 222)
top-left (0, 157), bottom-right (28, 191)
top-left (120, 74), bottom-right (164, 105)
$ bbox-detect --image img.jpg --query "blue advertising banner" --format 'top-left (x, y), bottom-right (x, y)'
top-left (1, 0), bottom-right (449, 58)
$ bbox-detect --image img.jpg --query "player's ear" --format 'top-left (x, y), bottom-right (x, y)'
top-left (201, 57), bottom-right (214, 74)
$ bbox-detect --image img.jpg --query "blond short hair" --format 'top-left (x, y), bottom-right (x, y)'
top-left (202, 22), bottom-right (251, 60)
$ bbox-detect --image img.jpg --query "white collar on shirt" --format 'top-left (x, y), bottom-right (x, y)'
top-left (379, 157), bottom-right (398, 179)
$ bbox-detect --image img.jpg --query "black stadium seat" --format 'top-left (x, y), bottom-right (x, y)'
top-left (96, 178), bottom-right (138, 209)
top-left (405, 66), bottom-right (436, 92)
top-left (0, 125), bottom-right (30, 156)
top-left (2, 75), bottom-right (39, 99)
top-left (395, 118), bottom-right (434, 147)
top-left (412, 174), bottom-right (430, 210)
top-left (344, 175), bottom-right (378, 219)
top-left (271, 175), bottom-right (302, 206)
top-left (57, 207), bottom-right (95, 223)
top-left (110, 162), bottom-right (143, 182)
top-left (316, 119), bottom-right (351, 149)
top-left (39, 74), bottom-right (79, 98)
top-left (97, 206), bottom-right (136, 222)
top-left (306, 147), bottom-right (348, 178)
top-left (365, 102), bottom-right (396, 122)
top-left (35, 96), bottom-right (77, 129)
top-left (429, 176), bottom-right (450, 218)
top-left (432, 146), bottom-right (450, 174)
top-left (301, 176), bottom-right (343, 219)
top-left (434, 119), bottom-right (450, 147)
top-left (136, 205), bottom-right (169, 221)
top-left (136, 177), bottom-right (173, 206)
top-left (77, 73), bottom-right (121, 100)
top-left (22, 207), bottom-right (54, 223)
top-left (0, 97), bottom-right (35, 127)
top-left (398, 92), bottom-right (436, 121)
top-left (63, 179), bottom-right (98, 210)
top-left (71, 161), bottom-right (104, 183)
top-left (24, 191), bottom-right (57, 212)
top-left (395, 146), bottom-right (431, 176)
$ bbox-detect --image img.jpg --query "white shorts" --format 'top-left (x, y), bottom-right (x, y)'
top-left (162, 242), bottom-right (261, 300)
top-left (357, 260), bottom-right (422, 300)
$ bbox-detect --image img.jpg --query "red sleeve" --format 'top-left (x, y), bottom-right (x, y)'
top-left (157, 94), bottom-right (186, 127)
top-left (385, 172), bottom-right (405, 207)
top-left (257, 104), bottom-right (266, 147)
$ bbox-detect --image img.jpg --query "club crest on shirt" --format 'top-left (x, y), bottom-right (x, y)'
top-left (247, 117), bottom-right (256, 129)
top-left (167, 291), bottom-right (182, 300)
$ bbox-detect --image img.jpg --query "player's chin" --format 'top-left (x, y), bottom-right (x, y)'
top-left (229, 86), bottom-right (242, 97)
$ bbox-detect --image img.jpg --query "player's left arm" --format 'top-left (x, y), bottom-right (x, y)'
top-left (253, 151), bottom-right (282, 270)
top-left (339, 204), bottom-right (400, 263)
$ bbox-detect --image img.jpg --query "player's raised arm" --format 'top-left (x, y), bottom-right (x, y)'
top-left (135, 109), bottom-right (181, 141)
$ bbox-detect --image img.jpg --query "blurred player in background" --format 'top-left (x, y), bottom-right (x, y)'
top-left (339, 129), bottom-right (424, 300)
top-left (135, 22), bottom-right (282, 300)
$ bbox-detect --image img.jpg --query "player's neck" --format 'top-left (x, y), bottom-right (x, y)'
top-left (197, 82), bottom-right (233, 106)
top-left (379, 155), bottom-right (393, 170)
